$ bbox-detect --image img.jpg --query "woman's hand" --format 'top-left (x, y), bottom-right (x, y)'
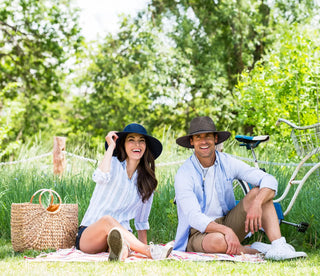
top-left (98, 131), bottom-right (118, 173)
top-left (105, 131), bottom-right (118, 150)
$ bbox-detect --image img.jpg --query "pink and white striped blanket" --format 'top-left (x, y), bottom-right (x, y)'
top-left (25, 247), bottom-right (265, 263)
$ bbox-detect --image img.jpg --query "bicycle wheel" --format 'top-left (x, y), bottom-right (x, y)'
top-left (233, 179), bottom-right (250, 200)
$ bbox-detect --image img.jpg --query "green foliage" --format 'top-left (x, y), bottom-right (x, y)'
top-left (68, 7), bottom-right (238, 143)
top-left (236, 23), bottom-right (320, 140)
top-left (66, 0), bottom-right (320, 147)
top-left (1, 0), bottom-right (320, 161)
top-left (68, 18), bottom-right (165, 140)
top-left (0, 0), bottom-right (83, 159)
top-left (150, 0), bottom-right (318, 89)
top-left (0, 83), bottom-right (24, 158)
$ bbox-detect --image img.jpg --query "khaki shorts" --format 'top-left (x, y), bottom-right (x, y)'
top-left (186, 200), bottom-right (248, 252)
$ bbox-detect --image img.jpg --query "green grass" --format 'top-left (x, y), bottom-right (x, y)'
top-left (0, 235), bottom-right (319, 276)
top-left (0, 137), bottom-right (320, 273)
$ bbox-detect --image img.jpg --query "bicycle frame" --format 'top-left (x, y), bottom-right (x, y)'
top-left (275, 119), bottom-right (320, 216)
top-left (234, 121), bottom-right (320, 233)
top-left (246, 144), bottom-right (320, 216)
top-left (236, 119), bottom-right (320, 217)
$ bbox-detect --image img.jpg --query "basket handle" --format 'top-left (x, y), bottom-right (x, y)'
top-left (30, 189), bottom-right (54, 205)
top-left (30, 189), bottom-right (62, 213)
top-left (40, 189), bottom-right (62, 213)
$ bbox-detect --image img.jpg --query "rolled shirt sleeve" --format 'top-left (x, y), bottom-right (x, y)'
top-left (229, 156), bottom-right (278, 196)
top-left (92, 167), bottom-right (111, 185)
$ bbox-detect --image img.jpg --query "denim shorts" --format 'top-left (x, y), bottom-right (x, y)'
top-left (75, 226), bottom-right (87, 250)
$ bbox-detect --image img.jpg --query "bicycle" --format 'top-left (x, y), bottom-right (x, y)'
top-left (233, 118), bottom-right (320, 233)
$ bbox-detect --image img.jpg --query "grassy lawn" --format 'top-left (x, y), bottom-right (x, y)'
top-left (1, 239), bottom-right (320, 275)
top-left (1, 253), bottom-right (320, 275)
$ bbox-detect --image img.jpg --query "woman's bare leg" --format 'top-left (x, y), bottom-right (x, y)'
top-left (79, 215), bottom-right (152, 257)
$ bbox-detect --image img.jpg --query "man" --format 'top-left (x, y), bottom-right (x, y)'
top-left (173, 116), bottom-right (307, 260)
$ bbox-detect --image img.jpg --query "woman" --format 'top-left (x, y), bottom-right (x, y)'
top-left (75, 123), bottom-right (173, 261)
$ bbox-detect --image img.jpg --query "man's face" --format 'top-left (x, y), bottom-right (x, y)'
top-left (190, 132), bottom-right (218, 161)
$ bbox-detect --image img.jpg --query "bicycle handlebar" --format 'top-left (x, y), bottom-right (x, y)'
top-left (276, 118), bottom-right (320, 130)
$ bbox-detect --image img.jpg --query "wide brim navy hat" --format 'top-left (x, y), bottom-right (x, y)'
top-left (176, 116), bottom-right (231, 148)
top-left (105, 123), bottom-right (163, 159)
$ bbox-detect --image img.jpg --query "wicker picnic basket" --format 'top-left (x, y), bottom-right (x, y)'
top-left (11, 189), bottom-right (78, 252)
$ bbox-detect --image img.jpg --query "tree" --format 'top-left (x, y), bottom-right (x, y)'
top-left (69, 0), bottom-right (320, 143)
top-left (150, 0), bottom-right (318, 88)
top-left (236, 23), bottom-right (320, 139)
top-left (0, 83), bottom-right (24, 159)
top-left (149, 0), bottom-right (271, 89)
top-left (68, 17), bottom-right (173, 141)
top-left (0, 0), bottom-right (83, 158)
top-left (69, 10), bottom-right (239, 141)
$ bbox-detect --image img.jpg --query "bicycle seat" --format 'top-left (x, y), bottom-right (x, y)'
top-left (235, 135), bottom-right (269, 149)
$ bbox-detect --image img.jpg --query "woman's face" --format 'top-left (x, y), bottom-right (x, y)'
top-left (124, 133), bottom-right (146, 161)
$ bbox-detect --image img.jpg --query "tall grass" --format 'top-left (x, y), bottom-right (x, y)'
top-left (0, 133), bottom-right (319, 253)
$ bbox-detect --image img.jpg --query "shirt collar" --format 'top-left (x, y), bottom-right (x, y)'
top-left (191, 151), bottom-right (220, 169)
top-left (121, 159), bottom-right (127, 169)
top-left (214, 151), bottom-right (221, 166)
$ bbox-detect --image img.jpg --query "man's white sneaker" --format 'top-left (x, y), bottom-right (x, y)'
top-left (250, 242), bottom-right (272, 254)
top-left (107, 227), bottom-right (128, 261)
top-left (251, 241), bottom-right (296, 254)
top-left (264, 237), bottom-right (307, 260)
top-left (150, 243), bottom-right (173, 260)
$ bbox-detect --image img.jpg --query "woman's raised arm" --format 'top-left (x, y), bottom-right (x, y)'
top-left (98, 131), bottom-right (118, 173)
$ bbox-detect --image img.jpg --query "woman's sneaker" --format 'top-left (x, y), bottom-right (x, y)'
top-left (107, 227), bottom-right (128, 261)
top-left (264, 237), bottom-right (307, 260)
top-left (150, 243), bottom-right (173, 260)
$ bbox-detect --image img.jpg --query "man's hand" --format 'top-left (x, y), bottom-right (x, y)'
top-left (224, 229), bottom-right (242, 255)
top-left (245, 201), bottom-right (262, 234)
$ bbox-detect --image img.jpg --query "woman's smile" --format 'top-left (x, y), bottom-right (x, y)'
top-left (125, 133), bottom-right (146, 160)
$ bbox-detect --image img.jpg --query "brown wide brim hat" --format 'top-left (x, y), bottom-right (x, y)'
top-left (176, 116), bottom-right (231, 148)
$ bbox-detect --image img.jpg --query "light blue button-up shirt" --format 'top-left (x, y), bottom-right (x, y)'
top-left (173, 151), bottom-right (278, 251)
top-left (81, 157), bottom-right (153, 231)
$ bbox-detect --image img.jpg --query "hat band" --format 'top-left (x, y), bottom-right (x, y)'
top-left (190, 129), bottom-right (215, 135)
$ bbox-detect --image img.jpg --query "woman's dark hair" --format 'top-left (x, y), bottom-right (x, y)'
top-left (117, 135), bottom-right (157, 202)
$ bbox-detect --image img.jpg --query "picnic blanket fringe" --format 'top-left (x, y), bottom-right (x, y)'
top-left (24, 247), bottom-right (265, 263)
